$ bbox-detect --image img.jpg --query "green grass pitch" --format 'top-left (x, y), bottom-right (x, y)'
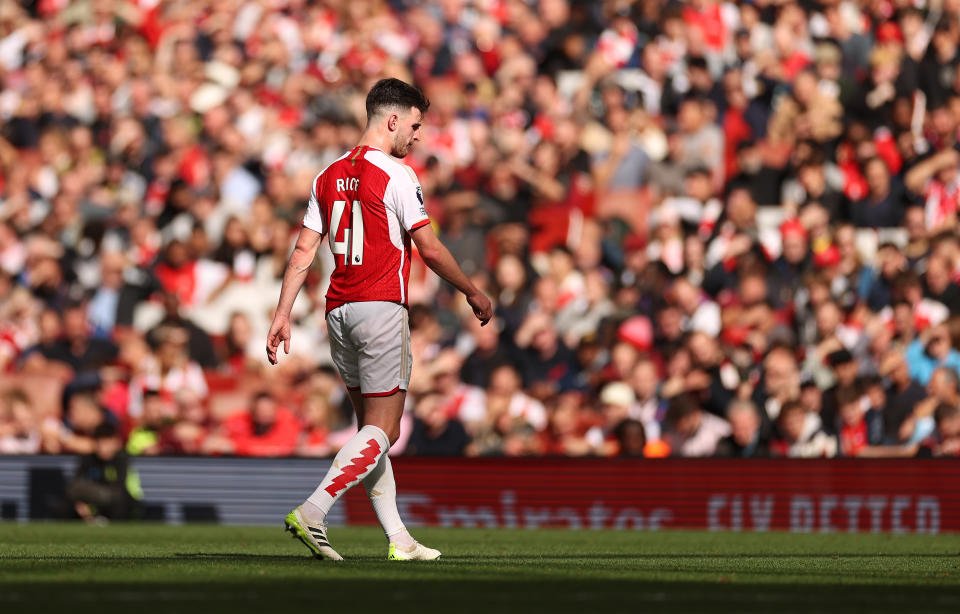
top-left (1, 524), bottom-right (959, 613)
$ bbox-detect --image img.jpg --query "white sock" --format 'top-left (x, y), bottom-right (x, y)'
top-left (363, 454), bottom-right (415, 547)
top-left (303, 425), bottom-right (390, 524)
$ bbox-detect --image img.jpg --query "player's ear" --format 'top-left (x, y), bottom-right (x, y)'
top-left (388, 113), bottom-right (399, 132)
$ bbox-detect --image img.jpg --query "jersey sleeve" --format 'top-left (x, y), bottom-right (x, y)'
top-left (302, 175), bottom-right (326, 235)
top-left (386, 166), bottom-right (431, 232)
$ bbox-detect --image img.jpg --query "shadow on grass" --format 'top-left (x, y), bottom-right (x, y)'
top-left (3, 552), bottom-right (959, 588)
top-left (0, 579), bottom-right (958, 614)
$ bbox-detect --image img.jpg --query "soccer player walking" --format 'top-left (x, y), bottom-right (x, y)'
top-left (266, 79), bottom-right (493, 561)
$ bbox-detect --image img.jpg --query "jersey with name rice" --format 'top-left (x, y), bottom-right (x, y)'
top-left (302, 146), bottom-right (431, 313)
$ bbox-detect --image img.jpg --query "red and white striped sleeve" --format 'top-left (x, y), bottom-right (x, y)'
top-left (385, 165), bottom-right (431, 233)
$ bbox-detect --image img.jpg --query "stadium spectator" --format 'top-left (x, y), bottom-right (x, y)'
top-left (880, 351), bottom-right (928, 444)
top-left (614, 418), bottom-right (647, 458)
top-left (866, 243), bottom-right (907, 312)
top-left (836, 387), bottom-right (883, 457)
top-left (143, 326), bottom-right (209, 400)
top-left (67, 422), bottom-right (139, 522)
top-left (905, 323), bottom-right (960, 385)
top-left (221, 311), bottom-right (258, 375)
top-left (42, 391), bottom-right (108, 455)
top-left (125, 389), bottom-right (174, 456)
top-left (514, 310), bottom-right (578, 393)
top-left (146, 293), bottom-right (217, 369)
top-left (296, 393), bottom-right (337, 458)
top-left (407, 393), bottom-right (470, 457)
top-left (164, 389), bottom-right (210, 456)
top-left (485, 364), bottom-right (548, 432)
top-left (459, 314), bottom-right (511, 389)
top-left (33, 302), bottom-right (118, 376)
top-left (662, 393), bottom-right (730, 457)
top-left (901, 366), bottom-right (960, 446)
top-left (714, 400), bottom-right (770, 458)
top-left (539, 390), bottom-right (595, 456)
top-left (687, 331), bottom-right (737, 418)
top-left (916, 403), bottom-right (960, 457)
top-left (771, 400), bottom-right (838, 458)
top-left (626, 356), bottom-right (665, 442)
top-left (584, 381), bottom-right (639, 457)
top-left (212, 392), bottom-right (300, 457)
top-left (754, 345), bottom-right (801, 428)
top-left (820, 348), bottom-right (861, 433)
top-left (850, 157), bottom-right (907, 228)
top-left (0, 388), bottom-right (40, 454)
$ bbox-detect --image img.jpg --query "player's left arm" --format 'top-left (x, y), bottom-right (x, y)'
top-left (389, 166), bottom-right (492, 326)
top-left (411, 225), bottom-right (492, 325)
top-left (266, 226), bottom-right (324, 365)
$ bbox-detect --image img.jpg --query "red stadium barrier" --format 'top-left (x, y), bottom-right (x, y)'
top-left (343, 459), bottom-right (959, 534)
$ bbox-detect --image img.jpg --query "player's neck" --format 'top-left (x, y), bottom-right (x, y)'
top-left (356, 131), bottom-right (392, 155)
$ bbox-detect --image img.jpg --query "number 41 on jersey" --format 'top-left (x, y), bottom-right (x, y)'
top-left (330, 199), bottom-right (364, 265)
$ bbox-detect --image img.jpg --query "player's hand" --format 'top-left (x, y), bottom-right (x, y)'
top-left (266, 316), bottom-right (291, 365)
top-left (467, 291), bottom-right (493, 326)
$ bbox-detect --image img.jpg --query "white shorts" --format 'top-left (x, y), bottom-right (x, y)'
top-left (326, 301), bottom-right (411, 397)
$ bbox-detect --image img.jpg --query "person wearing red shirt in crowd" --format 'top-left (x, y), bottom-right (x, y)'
top-left (682, 0), bottom-right (729, 55)
top-left (296, 394), bottom-right (338, 458)
top-left (165, 390), bottom-right (210, 456)
top-left (837, 387), bottom-right (883, 457)
top-left (538, 390), bottom-right (599, 456)
top-left (905, 136), bottom-right (960, 233)
top-left (221, 312), bottom-right (255, 375)
top-left (220, 392), bottom-right (300, 458)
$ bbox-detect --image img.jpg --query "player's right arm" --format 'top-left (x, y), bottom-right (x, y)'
top-left (410, 224), bottom-right (493, 326)
top-left (267, 180), bottom-right (327, 364)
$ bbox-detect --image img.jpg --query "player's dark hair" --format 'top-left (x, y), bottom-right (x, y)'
top-left (365, 79), bottom-right (430, 120)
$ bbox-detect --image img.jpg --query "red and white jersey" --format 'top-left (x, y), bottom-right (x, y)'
top-left (303, 145), bottom-right (431, 313)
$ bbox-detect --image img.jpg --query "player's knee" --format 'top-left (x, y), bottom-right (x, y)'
top-left (361, 418), bottom-right (401, 446)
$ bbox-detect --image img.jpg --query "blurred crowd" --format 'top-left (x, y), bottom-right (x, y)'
top-left (2, 0), bottom-right (960, 461)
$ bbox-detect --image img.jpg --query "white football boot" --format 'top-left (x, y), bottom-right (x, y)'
top-left (387, 541), bottom-right (442, 561)
top-left (284, 506), bottom-right (344, 561)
